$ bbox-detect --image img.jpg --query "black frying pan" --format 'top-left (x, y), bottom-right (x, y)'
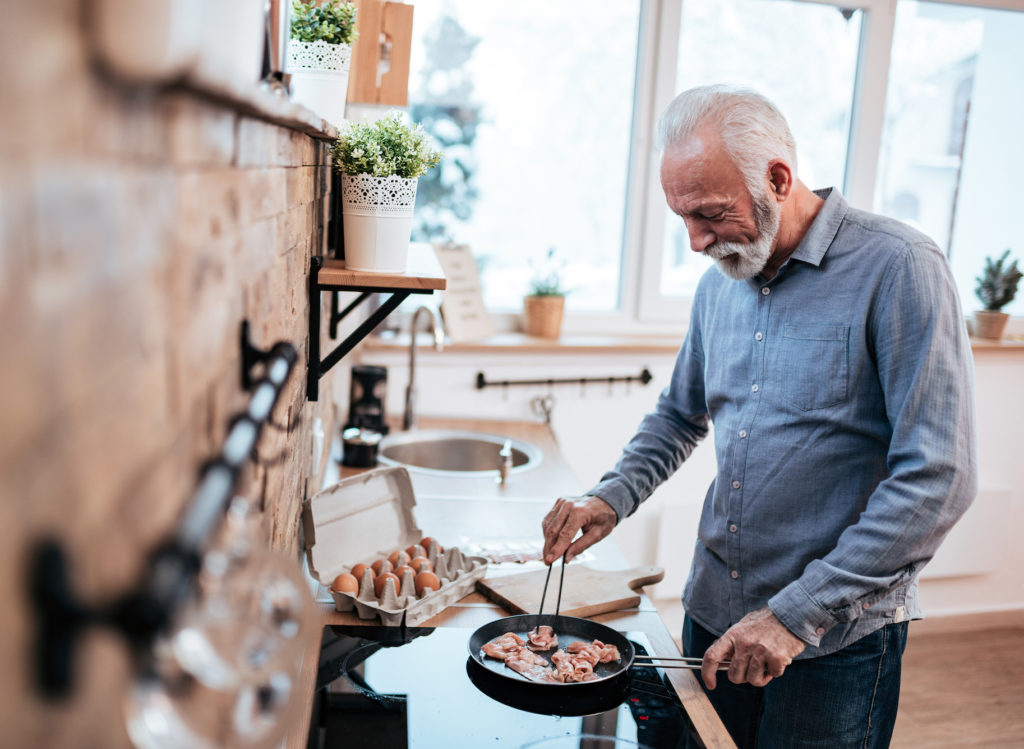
top-left (467, 613), bottom-right (638, 714)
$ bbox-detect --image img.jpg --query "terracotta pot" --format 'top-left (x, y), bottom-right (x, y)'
top-left (523, 295), bottom-right (565, 339)
top-left (973, 310), bottom-right (1009, 340)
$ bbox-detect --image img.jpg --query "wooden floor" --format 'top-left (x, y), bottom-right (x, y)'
top-left (892, 624), bottom-right (1024, 748)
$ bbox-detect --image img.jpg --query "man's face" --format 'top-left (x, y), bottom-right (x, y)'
top-left (660, 130), bottom-right (780, 281)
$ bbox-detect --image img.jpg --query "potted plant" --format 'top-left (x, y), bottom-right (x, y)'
top-left (332, 111), bottom-right (443, 272)
top-left (287, 0), bottom-right (358, 126)
top-left (523, 248), bottom-right (568, 339)
top-left (973, 249), bottom-right (1022, 339)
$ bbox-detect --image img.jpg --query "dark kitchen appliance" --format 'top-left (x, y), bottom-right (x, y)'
top-left (346, 365), bottom-right (389, 435)
top-left (307, 625), bottom-right (701, 749)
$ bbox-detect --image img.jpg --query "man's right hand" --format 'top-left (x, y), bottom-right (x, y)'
top-left (541, 495), bottom-right (618, 564)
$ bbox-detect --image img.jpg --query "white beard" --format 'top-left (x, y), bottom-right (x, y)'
top-left (705, 191), bottom-right (780, 281)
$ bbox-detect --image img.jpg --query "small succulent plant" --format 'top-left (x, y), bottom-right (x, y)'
top-left (974, 249), bottom-right (1022, 311)
top-left (290, 1), bottom-right (358, 46)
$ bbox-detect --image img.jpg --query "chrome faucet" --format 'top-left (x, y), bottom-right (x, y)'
top-left (403, 306), bottom-right (444, 430)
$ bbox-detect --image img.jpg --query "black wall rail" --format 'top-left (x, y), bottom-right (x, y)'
top-left (28, 338), bottom-right (298, 699)
top-left (475, 367), bottom-right (654, 391)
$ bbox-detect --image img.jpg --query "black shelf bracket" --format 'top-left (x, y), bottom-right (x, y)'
top-left (306, 255), bottom-right (435, 401)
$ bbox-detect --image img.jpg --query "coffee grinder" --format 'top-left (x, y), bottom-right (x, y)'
top-left (345, 365), bottom-right (389, 435)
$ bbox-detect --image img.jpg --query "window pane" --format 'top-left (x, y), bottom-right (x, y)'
top-left (407, 1), bottom-right (641, 312)
top-left (875, 1), bottom-right (1024, 316)
top-left (661, 0), bottom-right (862, 297)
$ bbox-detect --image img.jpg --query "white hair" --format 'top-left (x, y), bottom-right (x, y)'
top-left (656, 84), bottom-right (798, 194)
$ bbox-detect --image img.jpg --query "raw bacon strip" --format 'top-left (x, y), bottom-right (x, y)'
top-left (481, 632), bottom-right (526, 660)
top-left (566, 639), bottom-right (621, 665)
top-left (506, 650), bottom-right (560, 683)
top-left (527, 625), bottom-right (559, 651)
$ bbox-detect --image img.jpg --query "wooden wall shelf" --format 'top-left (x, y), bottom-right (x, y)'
top-left (307, 247), bottom-right (446, 400)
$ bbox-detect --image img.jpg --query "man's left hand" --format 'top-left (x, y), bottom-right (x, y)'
top-left (701, 607), bottom-right (807, 689)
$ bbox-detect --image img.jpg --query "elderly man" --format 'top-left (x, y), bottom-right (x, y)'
top-left (541, 85), bottom-right (976, 748)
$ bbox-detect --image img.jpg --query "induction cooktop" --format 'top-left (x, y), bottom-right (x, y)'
top-left (307, 625), bottom-right (701, 749)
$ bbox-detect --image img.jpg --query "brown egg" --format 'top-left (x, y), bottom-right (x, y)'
top-left (331, 572), bottom-right (359, 595)
top-left (414, 571), bottom-right (441, 596)
top-left (394, 565), bottom-right (412, 580)
top-left (351, 562), bottom-right (375, 580)
top-left (371, 558), bottom-right (393, 576)
top-left (374, 572), bottom-right (400, 598)
top-left (387, 549), bottom-right (402, 567)
top-left (406, 544), bottom-right (424, 559)
top-left (409, 556), bottom-right (432, 573)
top-left (420, 537), bottom-right (443, 553)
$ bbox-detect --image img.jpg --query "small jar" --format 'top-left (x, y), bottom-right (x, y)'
top-left (341, 427), bottom-right (382, 468)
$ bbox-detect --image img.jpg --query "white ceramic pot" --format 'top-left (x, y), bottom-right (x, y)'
top-left (196, 0), bottom-right (266, 87)
top-left (341, 174), bottom-right (418, 273)
top-left (287, 40), bottom-right (352, 126)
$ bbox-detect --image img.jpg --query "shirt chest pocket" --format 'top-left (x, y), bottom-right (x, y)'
top-left (775, 324), bottom-right (850, 411)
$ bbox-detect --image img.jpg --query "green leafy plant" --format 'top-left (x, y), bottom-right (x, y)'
top-left (527, 248), bottom-right (568, 297)
top-left (974, 249), bottom-right (1022, 311)
top-left (331, 112), bottom-right (443, 179)
top-left (290, 0), bottom-right (358, 46)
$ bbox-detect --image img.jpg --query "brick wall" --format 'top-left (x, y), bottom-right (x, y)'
top-left (0, 6), bottom-right (337, 746)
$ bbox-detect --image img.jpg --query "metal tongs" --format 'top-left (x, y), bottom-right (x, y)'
top-left (538, 554), bottom-right (729, 671)
top-left (537, 552), bottom-right (567, 619)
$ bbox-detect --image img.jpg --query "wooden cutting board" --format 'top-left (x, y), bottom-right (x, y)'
top-left (476, 565), bottom-right (665, 618)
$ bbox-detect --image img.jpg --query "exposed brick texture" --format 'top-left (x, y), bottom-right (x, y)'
top-left (0, 7), bottom-right (339, 745)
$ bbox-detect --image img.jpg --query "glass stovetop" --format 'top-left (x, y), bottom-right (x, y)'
top-left (308, 625), bottom-right (695, 749)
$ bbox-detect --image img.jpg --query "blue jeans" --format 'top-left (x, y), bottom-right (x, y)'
top-left (683, 615), bottom-right (908, 749)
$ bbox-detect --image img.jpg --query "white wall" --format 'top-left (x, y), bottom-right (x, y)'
top-left (354, 342), bottom-right (1024, 619)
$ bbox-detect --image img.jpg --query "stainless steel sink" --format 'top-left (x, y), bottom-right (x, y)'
top-left (377, 429), bottom-right (542, 475)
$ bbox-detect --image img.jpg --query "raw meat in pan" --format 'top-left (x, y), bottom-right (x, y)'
top-left (550, 649), bottom-right (599, 683)
top-left (482, 631), bottom-right (620, 683)
top-left (506, 650), bottom-right (560, 683)
top-left (481, 632), bottom-right (526, 660)
top-left (527, 625), bottom-right (559, 651)
top-left (567, 639), bottom-right (621, 664)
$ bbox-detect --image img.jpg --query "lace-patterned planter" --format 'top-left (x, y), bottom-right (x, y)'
top-left (287, 40), bottom-right (352, 126)
top-left (341, 174), bottom-right (419, 272)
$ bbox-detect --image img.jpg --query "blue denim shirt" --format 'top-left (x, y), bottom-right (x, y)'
top-left (591, 189), bottom-right (977, 657)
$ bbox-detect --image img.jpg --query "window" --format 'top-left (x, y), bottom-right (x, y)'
top-left (407, 1), bottom-right (643, 313)
top-left (875, 1), bottom-right (1024, 316)
top-left (397, 0), bottom-right (1022, 330)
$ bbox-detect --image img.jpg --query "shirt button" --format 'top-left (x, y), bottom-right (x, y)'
top-left (761, 287), bottom-right (771, 296)
top-left (730, 570), bottom-right (739, 579)
top-left (732, 480), bottom-right (741, 489)
top-left (815, 627), bottom-right (825, 635)
top-left (862, 602), bottom-right (871, 610)
top-left (739, 429), bottom-right (747, 438)
top-left (755, 332), bottom-right (763, 341)
top-left (729, 524), bottom-right (738, 533)
top-left (751, 384), bottom-right (759, 392)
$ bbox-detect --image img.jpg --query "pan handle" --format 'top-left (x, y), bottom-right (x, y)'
top-left (634, 655), bottom-right (731, 671)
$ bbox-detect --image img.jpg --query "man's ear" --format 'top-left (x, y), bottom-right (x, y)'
top-left (767, 161), bottom-right (793, 200)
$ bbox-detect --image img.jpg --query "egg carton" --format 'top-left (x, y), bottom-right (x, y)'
top-left (303, 465), bottom-right (489, 626)
top-left (331, 541), bottom-right (487, 626)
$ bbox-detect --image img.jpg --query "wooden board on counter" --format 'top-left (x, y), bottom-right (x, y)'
top-left (476, 564), bottom-right (665, 618)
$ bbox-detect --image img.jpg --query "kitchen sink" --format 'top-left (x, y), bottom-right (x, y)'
top-left (377, 429), bottom-right (542, 475)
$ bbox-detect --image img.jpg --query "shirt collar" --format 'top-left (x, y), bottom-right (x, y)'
top-left (788, 187), bottom-right (848, 268)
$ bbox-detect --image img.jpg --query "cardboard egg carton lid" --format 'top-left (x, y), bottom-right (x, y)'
top-left (304, 466), bottom-right (421, 577)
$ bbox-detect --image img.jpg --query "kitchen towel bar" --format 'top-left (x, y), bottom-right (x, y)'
top-left (475, 368), bottom-right (654, 391)
top-left (27, 339), bottom-right (298, 699)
